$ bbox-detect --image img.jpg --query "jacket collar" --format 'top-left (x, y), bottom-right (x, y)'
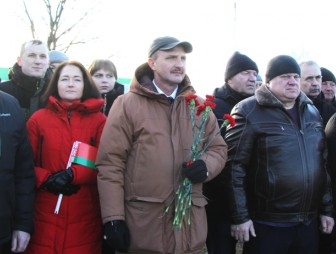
top-left (214, 83), bottom-right (251, 104)
top-left (129, 63), bottom-right (196, 100)
top-left (46, 96), bottom-right (104, 114)
top-left (256, 84), bottom-right (312, 109)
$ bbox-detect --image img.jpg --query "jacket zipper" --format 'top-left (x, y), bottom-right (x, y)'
top-left (102, 94), bottom-right (107, 115)
top-left (39, 136), bottom-right (44, 167)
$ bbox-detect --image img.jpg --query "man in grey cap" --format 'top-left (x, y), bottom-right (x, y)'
top-left (96, 36), bottom-right (227, 253)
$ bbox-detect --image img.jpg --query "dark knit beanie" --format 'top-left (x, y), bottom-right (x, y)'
top-left (265, 55), bottom-right (300, 83)
top-left (321, 67), bottom-right (336, 83)
top-left (224, 52), bottom-right (258, 82)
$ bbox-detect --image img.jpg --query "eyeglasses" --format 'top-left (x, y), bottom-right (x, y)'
top-left (304, 75), bottom-right (322, 83)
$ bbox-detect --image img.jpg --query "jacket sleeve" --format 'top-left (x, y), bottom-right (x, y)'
top-left (13, 111), bottom-right (35, 234)
top-left (26, 116), bottom-right (52, 187)
top-left (96, 97), bottom-right (132, 223)
top-left (72, 116), bottom-right (106, 185)
top-left (224, 105), bottom-right (254, 224)
top-left (324, 113), bottom-right (336, 214)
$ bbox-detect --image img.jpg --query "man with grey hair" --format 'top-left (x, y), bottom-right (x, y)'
top-left (299, 61), bottom-right (336, 126)
top-left (0, 39), bottom-right (52, 120)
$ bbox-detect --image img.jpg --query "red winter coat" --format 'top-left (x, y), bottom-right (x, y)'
top-left (25, 96), bottom-right (106, 254)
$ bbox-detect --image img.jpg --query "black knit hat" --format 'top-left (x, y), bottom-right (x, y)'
top-left (224, 52), bottom-right (258, 82)
top-left (321, 67), bottom-right (336, 83)
top-left (148, 36), bottom-right (193, 57)
top-left (265, 55), bottom-right (300, 83)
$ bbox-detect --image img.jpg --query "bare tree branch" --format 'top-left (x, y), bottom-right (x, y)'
top-left (20, 0), bottom-right (96, 51)
top-left (22, 0), bottom-right (36, 39)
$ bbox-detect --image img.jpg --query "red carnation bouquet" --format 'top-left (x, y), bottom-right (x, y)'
top-left (165, 94), bottom-right (235, 230)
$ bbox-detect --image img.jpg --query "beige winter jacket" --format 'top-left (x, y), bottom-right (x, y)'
top-left (97, 63), bottom-right (227, 254)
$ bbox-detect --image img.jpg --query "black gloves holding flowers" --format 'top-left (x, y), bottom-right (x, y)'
top-left (41, 168), bottom-right (80, 195)
top-left (182, 159), bottom-right (208, 183)
top-left (104, 220), bottom-right (130, 252)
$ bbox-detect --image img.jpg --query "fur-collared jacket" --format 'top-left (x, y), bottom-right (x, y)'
top-left (225, 84), bottom-right (333, 225)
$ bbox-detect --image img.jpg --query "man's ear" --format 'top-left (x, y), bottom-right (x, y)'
top-left (148, 58), bottom-right (156, 71)
top-left (17, 56), bottom-right (22, 66)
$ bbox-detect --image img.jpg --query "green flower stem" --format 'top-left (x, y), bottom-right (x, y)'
top-left (166, 99), bottom-right (231, 231)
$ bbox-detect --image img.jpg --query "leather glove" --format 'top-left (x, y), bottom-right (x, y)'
top-left (182, 159), bottom-right (208, 183)
top-left (41, 168), bottom-right (80, 195)
top-left (104, 220), bottom-right (130, 252)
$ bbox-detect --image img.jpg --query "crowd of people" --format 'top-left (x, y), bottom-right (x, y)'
top-left (0, 37), bottom-right (335, 254)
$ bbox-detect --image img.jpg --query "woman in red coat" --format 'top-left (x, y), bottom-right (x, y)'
top-left (25, 61), bottom-right (106, 254)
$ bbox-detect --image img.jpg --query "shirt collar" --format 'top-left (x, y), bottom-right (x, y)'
top-left (152, 80), bottom-right (178, 99)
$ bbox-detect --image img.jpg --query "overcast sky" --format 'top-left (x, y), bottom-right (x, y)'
top-left (1, 0), bottom-right (335, 96)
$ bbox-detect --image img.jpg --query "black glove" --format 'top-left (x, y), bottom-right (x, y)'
top-left (104, 220), bottom-right (130, 252)
top-left (182, 159), bottom-right (208, 183)
top-left (41, 168), bottom-right (80, 196)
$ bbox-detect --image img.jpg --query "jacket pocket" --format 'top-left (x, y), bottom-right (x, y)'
top-left (125, 197), bottom-right (165, 252)
top-left (186, 196), bottom-right (207, 251)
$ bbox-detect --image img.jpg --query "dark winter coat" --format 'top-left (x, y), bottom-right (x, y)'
top-left (25, 96), bottom-right (106, 254)
top-left (325, 112), bottom-right (336, 206)
top-left (204, 84), bottom-right (251, 222)
top-left (225, 84), bottom-right (333, 224)
top-left (0, 91), bottom-right (35, 244)
top-left (0, 63), bottom-right (52, 120)
top-left (310, 93), bottom-right (336, 127)
top-left (101, 82), bottom-right (124, 116)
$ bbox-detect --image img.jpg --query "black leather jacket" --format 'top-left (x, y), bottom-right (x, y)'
top-left (225, 85), bottom-right (333, 224)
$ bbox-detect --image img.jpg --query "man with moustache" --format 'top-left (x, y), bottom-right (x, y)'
top-left (96, 36), bottom-right (227, 253)
top-left (299, 61), bottom-right (336, 126)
